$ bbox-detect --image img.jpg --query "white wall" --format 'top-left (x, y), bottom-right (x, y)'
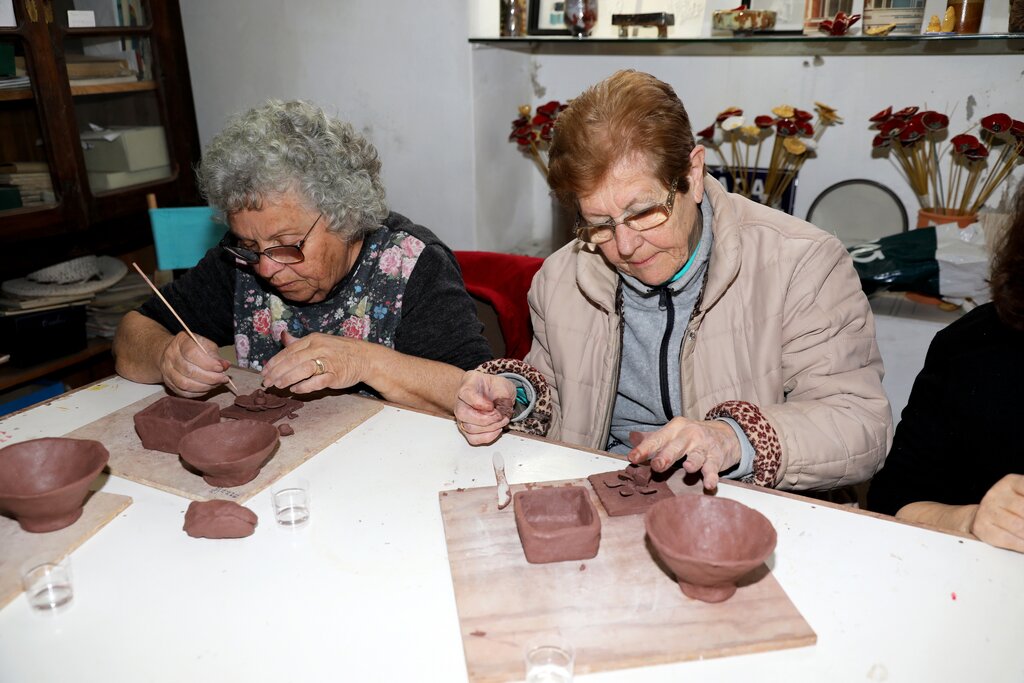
top-left (178, 0), bottom-right (479, 247)
top-left (179, 0), bottom-right (1022, 254)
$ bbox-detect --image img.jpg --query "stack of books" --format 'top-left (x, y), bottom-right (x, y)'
top-left (0, 162), bottom-right (55, 207)
top-left (86, 272), bottom-right (150, 338)
top-left (14, 54), bottom-right (137, 87)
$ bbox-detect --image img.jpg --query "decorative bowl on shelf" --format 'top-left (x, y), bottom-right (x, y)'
top-left (0, 437), bottom-right (109, 533)
top-left (712, 8), bottom-right (777, 32)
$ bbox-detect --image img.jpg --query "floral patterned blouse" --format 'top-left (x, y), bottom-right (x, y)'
top-left (138, 212), bottom-right (492, 375)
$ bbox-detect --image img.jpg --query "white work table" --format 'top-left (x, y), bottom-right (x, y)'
top-left (0, 376), bottom-right (1021, 682)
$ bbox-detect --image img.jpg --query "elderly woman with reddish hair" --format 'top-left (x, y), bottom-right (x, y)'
top-left (454, 70), bottom-right (891, 492)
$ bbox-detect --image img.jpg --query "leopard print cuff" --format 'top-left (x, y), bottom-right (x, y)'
top-left (705, 400), bottom-right (782, 488)
top-left (476, 359), bottom-right (551, 437)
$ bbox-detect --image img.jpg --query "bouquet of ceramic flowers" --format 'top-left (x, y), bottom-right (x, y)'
top-left (697, 103), bottom-right (842, 209)
top-left (509, 100), bottom-right (567, 178)
top-left (869, 106), bottom-right (1024, 217)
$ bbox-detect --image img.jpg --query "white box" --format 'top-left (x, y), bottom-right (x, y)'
top-left (80, 126), bottom-right (169, 173)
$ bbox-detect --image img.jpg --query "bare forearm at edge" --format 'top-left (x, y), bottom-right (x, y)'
top-left (112, 311), bottom-right (172, 385)
top-left (896, 500), bottom-right (979, 536)
top-left (362, 345), bottom-right (466, 414)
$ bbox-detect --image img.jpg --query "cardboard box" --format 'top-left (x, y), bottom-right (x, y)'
top-left (88, 164), bottom-right (171, 192)
top-left (80, 126), bottom-right (169, 173)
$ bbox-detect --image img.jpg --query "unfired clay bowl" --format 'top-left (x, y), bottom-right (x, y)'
top-left (645, 495), bottom-right (777, 603)
top-left (177, 419), bottom-right (279, 487)
top-left (134, 396), bottom-right (221, 454)
top-left (0, 437), bottom-right (109, 532)
top-left (514, 486), bottom-right (601, 564)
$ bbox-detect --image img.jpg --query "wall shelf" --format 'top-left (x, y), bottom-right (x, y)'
top-left (469, 33), bottom-right (1024, 56)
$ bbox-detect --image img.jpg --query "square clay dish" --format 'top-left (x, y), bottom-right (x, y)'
top-left (133, 396), bottom-right (221, 454)
top-left (513, 485), bottom-right (601, 564)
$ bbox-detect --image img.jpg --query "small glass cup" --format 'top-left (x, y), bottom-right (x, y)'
top-left (271, 477), bottom-right (310, 527)
top-left (524, 637), bottom-right (575, 683)
top-left (22, 557), bottom-right (73, 614)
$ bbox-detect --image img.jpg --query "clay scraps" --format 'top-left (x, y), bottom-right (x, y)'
top-left (220, 389), bottom-right (302, 424)
top-left (605, 463), bottom-right (658, 497)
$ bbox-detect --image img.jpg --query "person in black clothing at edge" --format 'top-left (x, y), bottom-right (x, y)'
top-left (113, 100), bottom-right (491, 414)
top-left (868, 179), bottom-right (1024, 553)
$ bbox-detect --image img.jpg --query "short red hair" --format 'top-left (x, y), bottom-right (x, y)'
top-left (547, 70), bottom-right (695, 207)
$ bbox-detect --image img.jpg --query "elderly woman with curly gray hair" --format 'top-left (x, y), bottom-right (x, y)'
top-left (114, 100), bottom-right (491, 412)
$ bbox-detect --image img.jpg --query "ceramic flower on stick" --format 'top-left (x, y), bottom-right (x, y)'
top-left (869, 106), bottom-right (1024, 218)
top-left (509, 100), bottom-right (567, 178)
top-left (697, 102), bottom-right (842, 209)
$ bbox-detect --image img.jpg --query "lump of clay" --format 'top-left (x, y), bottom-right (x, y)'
top-left (513, 486), bottom-right (600, 564)
top-left (134, 396), bottom-right (221, 454)
top-left (494, 397), bottom-right (515, 419)
top-left (183, 500), bottom-right (258, 539)
top-left (277, 424), bottom-right (294, 437)
top-left (221, 389), bottom-right (302, 424)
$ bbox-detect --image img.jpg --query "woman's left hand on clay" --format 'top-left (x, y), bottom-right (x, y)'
top-left (261, 331), bottom-right (367, 394)
top-left (627, 417), bottom-right (742, 491)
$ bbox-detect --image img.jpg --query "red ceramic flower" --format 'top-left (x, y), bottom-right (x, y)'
top-left (950, 133), bottom-right (980, 152)
top-left (870, 106), bottom-right (893, 123)
top-left (918, 111), bottom-right (949, 132)
top-left (981, 113), bottom-right (1013, 134)
top-left (697, 123), bottom-right (717, 140)
top-left (754, 115), bottom-right (776, 128)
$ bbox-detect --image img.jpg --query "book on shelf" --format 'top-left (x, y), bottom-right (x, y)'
top-left (15, 55), bottom-right (133, 80)
top-left (0, 161), bottom-right (48, 174)
top-left (69, 75), bottom-right (141, 88)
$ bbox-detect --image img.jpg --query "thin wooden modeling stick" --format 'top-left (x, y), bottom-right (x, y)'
top-left (131, 262), bottom-right (240, 395)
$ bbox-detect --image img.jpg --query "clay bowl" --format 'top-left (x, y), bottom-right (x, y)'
top-left (645, 495), bottom-right (776, 603)
top-left (134, 396), bottom-right (221, 454)
top-left (513, 485), bottom-right (601, 564)
top-left (712, 8), bottom-right (777, 32)
top-left (0, 438), bottom-right (109, 533)
top-left (177, 419), bottom-right (279, 488)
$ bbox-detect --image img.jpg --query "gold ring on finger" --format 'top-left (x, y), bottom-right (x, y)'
top-left (312, 358), bottom-right (326, 376)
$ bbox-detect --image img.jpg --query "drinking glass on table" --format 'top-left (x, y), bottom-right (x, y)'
top-left (271, 477), bottom-right (310, 527)
top-left (22, 556), bottom-right (73, 614)
top-left (524, 635), bottom-right (575, 682)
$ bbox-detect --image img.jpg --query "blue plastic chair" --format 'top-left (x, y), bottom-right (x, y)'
top-left (147, 194), bottom-right (227, 271)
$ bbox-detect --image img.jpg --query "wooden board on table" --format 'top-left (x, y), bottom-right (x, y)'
top-left (0, 491), bottom-right (131, 609)
top-left (64, 368), bottom-right (382, 503)
top-left (439, 479), bottom-right (816, 682)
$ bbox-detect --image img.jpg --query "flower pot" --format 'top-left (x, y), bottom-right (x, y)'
top-left (916, 208), bottom-right (978, 229)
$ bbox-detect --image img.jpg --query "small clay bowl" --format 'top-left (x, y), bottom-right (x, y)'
top-left (0, 437), bottom-right (109, 533)
top-left (134, 396), bottom-right (221, 454)
top-left (177, 419), bottom-right (279, 488)
top-left (645, 495), bottom-right (777, 603)
top-left (514, 486), bottom-right (601, 564)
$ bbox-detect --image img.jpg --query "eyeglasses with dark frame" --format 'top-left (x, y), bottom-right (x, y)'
top-left (574, 178), bottom-right (680, 245)
top-left (220, 213), bottom-right (323, 265)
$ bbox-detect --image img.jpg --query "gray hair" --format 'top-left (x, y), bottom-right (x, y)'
top-left (197, 100), bottom-right (388, 241)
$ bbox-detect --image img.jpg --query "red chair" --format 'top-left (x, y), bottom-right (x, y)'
top-left (454, 251), bottom-right (543, 360)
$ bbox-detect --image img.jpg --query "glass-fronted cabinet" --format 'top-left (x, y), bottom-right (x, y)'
top-left (0, 0), bottom-right (200, 280)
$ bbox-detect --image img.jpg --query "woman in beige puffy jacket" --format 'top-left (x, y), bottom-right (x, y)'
top-left (454, 70), bottom-right (892, 492)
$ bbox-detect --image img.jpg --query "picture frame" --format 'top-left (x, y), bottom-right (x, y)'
top-left (528, 0), bottom-right (570, 35)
